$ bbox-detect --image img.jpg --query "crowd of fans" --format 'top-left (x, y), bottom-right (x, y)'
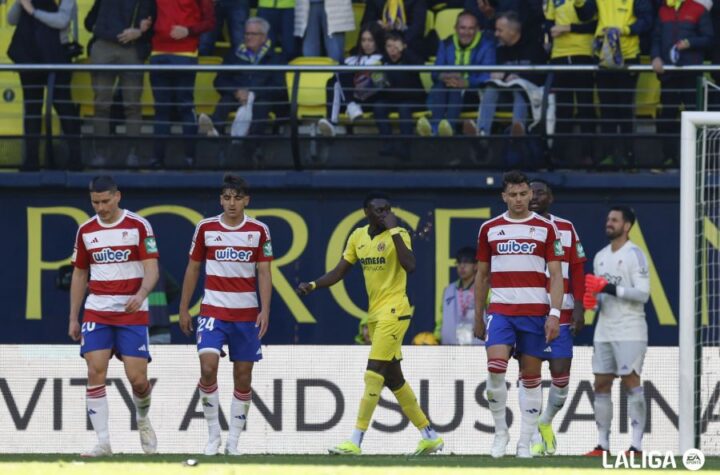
top-left (5, 0), bottom-right (720, 169)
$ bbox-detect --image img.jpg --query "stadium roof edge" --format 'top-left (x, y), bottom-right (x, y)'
top-left (0, 171), bottom-right (680, 190)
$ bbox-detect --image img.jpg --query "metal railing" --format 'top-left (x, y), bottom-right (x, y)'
top-left (1, 63), bottom-right (719, 171)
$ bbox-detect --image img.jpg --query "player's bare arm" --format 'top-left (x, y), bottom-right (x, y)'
top-left (68, 267), bottom-right (89, 341)
top-left (256, 261), bottom-right (272, 338)
top-left (296, 259), bottom-right (353, 295)
top-left (383, 212), bottom-right (416, 273)
top-left (125, 258), bottom-right (159, 314)
top-left (179, 259), bottom-right (203, 336)
top-left (546, 260), bottom-right (564, 343)
top-left (473, 261), bottom-right (490, 340)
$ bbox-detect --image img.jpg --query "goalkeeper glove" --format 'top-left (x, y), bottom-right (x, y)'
top-left (583, 292), bottom-right (598, 310)
top-left (585, 274), bottom-right (608, 293)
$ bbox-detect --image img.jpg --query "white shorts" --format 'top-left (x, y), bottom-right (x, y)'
top-left (592, 341), bottom-right (647, 376)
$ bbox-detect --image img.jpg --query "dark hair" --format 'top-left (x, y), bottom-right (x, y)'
top-left (364, 191), bottom-right (391, 208)
top-left (385, 30), bottom-right (405, 44)
top-left (456, 246), bottom-right (477, 263)
top-left (221, 173), bottom-right (250, 196)
top-left (502, 170), bottom-right (530, 191)
top-left (610, 205), bottom-right (636, 226)
top-left (457, 10), bottom-right (479, 26)
top-left (496, 10), bottom-right (522, 28)
top-left (89, 175), bottom-right (118, 193)
top-left (353, 22), bottom-right (385, 56)
top-left (529, 177), bottom-right (552, 193)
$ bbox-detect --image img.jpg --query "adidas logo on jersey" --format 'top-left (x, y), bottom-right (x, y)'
top-left (544, 346), bottom-right (552, 353)
top-left (214, 235), bottom-right (222, 241)
top-left (92, 248), bottom-right (131, 263)
top-left (91, 237), bottom-right (99, 244)
top-left (215, 247), bottom-right (254, 262)
top-left (497, 240), bottom-right (537, 255)
top-left (137, 345), bottom-right (147, 351)
top-left (497, 230), bottom-right (505, 236)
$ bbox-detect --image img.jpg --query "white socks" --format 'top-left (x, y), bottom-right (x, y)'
top-left (539, 379), bottom-right (569, 425)
top-left (486, 359), bottom-right (509, 433)
top-left (350, 428), bottom-right (365, 446)
top-left (198, 381), bottom-right (221, 440)
top-left (227, 389), bottom-right (252, 449)
top-left (594, 392), bottom-right (613, 450)
top-left (132, 382), bottom-right (152, 421)
top-left (628, 386), bottom-right (646, 450)
top-left (518, 375), bottom-right (542, 446)
top-left (87, 385), bottom-right (109, 445)
top-left (420, 425), bottom-right (439, 440)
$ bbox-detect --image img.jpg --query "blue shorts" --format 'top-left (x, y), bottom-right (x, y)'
top-left (196, 316), bottom-right (262, 362)
top-left (544, 325), bottom-right (573, 360)
top-left (80, 322), bottom-right (151, 361)
top-left (485, 314), bottom-right (548, 359)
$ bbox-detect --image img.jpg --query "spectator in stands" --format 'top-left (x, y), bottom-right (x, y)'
top-left (294, 0), bottom-right (355, 63)
top-left (258, 0), bottom-right (298, 59)
top-left (417, 10), bottom-right (495, 137)
top-left (149, 0), bottom-right (215, 168)
top-left (372, 31), bottom-right (426, 158)
top-left (594, 0), bottom-right (653, 165)
top-left (652, 0), bottom-right (713, 166)
top-left (198, 17), bottom-right (286, 137)
top-left (318, 23), bottom-right (385, 137)
top-left (435, 247), bottom-right (484, 345)
top-left (199, 0), bottom-right (248, 56)
top-left (84, 0), bottom-right (154, 167)
top-left (464, 0), bottom-right (545, 43)
top-left (473, 11), bottom-right (546, 137)
top-left (544, 0), bottom-right (598, 165)
top-left (361, 0), bottom-right (428, 56)
top-left (7, 0), bottom-right (82, 170)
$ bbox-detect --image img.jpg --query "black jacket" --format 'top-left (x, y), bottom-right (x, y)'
top-left (382, 48), bottom-right (426, 103)
top-left (8, 0), bottom-right (66, 64)
top-left (85, 0), bottom-right (154, 58)
top-left (497, 33), bottom-right (547, 86)
top-left (214, 44), bottom-right (287, 105)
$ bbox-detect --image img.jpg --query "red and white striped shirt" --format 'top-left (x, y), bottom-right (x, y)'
top-left (190, 215), bottom-right (273, 322)
top-left (548, 214), bottom-right (587, 324)
top-left (476, 212), bottom-right (564, 317)
top-left (72, 210), bottom-right (159, 326)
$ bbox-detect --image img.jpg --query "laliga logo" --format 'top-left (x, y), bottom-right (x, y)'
top-left (497, 239), bottom-right (537, 255)
top-left (601, 449), bottom-right (705, 470)
top-left (215, 247), bottom-right (254, 262)
top-left (92, 248), bottom-right (131, 263)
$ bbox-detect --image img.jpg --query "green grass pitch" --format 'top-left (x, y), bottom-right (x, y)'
top-left (1, 455), bottom-right (719, 474)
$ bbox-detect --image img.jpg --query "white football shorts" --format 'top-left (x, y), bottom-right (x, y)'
top-left (592, 341), bottom-right (647, 376)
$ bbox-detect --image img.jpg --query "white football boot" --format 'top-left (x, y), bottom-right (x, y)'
top-left (81, 442), bottom-right (112, 458)
top-left (491, 431), bottom-right (510, 458)
top-left (138, 418), bottom-right (157, 454)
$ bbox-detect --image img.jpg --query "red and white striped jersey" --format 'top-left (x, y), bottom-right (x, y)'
top-left (476, 212), bottom-right (564, 317)
top-left (190, 215), bottom-right (273, 322)
top-left (72, 210), bottom-right (159, 326)
top-left (548, 214), bottom-right (587, 324)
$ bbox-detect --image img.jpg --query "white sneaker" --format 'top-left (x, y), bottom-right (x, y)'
top-left (317, 119), bottom-right (336, 137)
top-left (491, 431), bottom-right (510, 459)
top-left (138, 418), bottom-right (157, 454)
top-left (204, 436), bottom-right (222, 456)
top-left (81, 442), bottom-right (112, 458)
top-left (346, 102), bottom-right (364, 121)
top-left (517, 442), bottom-right (533, 458)
top-left (224, 444), bottom-right (241, 455)
top-left (198, 113), bottom-right (219, 137)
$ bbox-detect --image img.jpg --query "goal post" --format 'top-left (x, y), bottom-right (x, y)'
top-left (679, 111), bottom-right (720, 454)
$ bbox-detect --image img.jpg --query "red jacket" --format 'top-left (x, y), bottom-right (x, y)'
top-left (152, 0), bottom-right (215, 53)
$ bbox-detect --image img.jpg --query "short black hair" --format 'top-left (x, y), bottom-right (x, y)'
top-left (385, 30), bottom-right (405, 44)
top-left (221, 173), bottom-right (250, 196)
top-left (529, 178), bottom-right (552, 193)
top-left (610, 205), bottom-right (636, 226)
top-left (364, 191), bottom-right (391, 208)
top-left (456, 246), bottom-right (477, 263)
top-left (457, 10), bottom-right (479, 26)
top-left (502, 170), bottom-right (530, 191)
top-left (89, 175), bottom-right (118, 193)
top-left (496, 10), bottom-right (522, 28)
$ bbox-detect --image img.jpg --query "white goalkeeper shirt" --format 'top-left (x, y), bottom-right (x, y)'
top-left (592, 240), bottom-right (651, 343)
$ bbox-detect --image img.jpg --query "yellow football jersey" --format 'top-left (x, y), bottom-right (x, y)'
top-left (343, 225), bottom-right (413, 322)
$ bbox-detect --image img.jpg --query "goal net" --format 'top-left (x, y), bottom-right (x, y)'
top-left (679, 111), bottom-right (720, 455)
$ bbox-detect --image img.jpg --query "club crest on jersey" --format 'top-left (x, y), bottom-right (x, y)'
top-left (92, 248), bottom-right (131, 263)
top-left (377, 242), bottom-right (386, 253)
top-left (215, 247), bottom-right (254, 262)
top-left (497, 240), bottom-right (537, 255)
top-left (122, 231), bottom-right (129, 240)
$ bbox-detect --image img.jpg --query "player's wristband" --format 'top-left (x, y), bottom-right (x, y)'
top-left (308, 281), bottom-right (317, 291)
top-left (548, 308), bottom-right (561, 319)
top-left (389, 227), bottom-right (402, 236)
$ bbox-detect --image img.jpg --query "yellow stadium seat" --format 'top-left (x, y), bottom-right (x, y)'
top-left (425, 10), bottom-right (434, 37)
top-left (0, 27), bottom-right (15, 64)
top-left (345, 2), bottom-right (367, 54)
top-left (195, 56), bottom-right (223, 115)
top-left (635, 57), bottom-right (660, 118)
top-left (286, 56), bottom-right (336, 119)
top-left (434, 8), bottom-right (461, 40)
top-left (140, 71), bottom-right (154, 117)
top-left (0, 70), bottom-right (24, 135)
top-left (71, 59), bottom-right (94, 117)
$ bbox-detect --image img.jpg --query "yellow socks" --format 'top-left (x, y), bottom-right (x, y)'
top-left (355, 370), bottom-right (385, 431)
top-left (393, 382), bottom-right (430, 429)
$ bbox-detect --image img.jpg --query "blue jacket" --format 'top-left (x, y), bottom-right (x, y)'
top-left (433, 32), bottom-right (496, 87)
top-left (651, 0), bottom-right (714, 66)
top-left (214, 42), bottom-right (287, 103)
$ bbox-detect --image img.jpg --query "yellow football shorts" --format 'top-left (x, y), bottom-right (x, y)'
top-left (367, 316), bottom-right (411, 361)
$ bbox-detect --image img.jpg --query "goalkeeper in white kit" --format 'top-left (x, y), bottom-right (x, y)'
top-left (583, 206), bottom-right (650, 457)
